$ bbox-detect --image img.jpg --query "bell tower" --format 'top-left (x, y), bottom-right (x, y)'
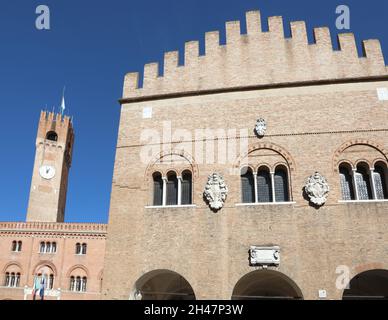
top-left (26, 111), bottom-right (74, 222)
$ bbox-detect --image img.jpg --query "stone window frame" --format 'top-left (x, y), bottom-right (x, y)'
top-left (11, 240), bottom-right (22, 252)
top-left (147, 168), bottom-right (195, 208)
top-left (238, 162), bottom-right (294, 206)
top-left (75, 242), bottom-right (87, 255)
top-left (39, 241), bottom-right (57, 254)
top-left (338, 159), bottom-right (388, 202)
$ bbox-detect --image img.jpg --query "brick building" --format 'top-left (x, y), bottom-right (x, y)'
top-left (0, 112), bottom-right (106, 300)
top-left (1, 10), bottom-right (388, 300)
top-left (102, 10), bottom-right (388, 300)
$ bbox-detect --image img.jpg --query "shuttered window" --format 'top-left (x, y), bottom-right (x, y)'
top-left (339, 166), bottom-right (355, 200)
top-left (274, 168), bottom-right (289, 202)
top-left (153, 173), bottom-right (163, 206)
top-left (241, 169), bottom-right (255, 203)
top-left (181, 171), bottom-right (192, 205)
top-left (257, 169), bottom-right (272, 203)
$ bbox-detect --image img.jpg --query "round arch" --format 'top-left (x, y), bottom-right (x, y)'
top-left (32, 261), bottom-right (57, 276)
top-left (343, 269), bottom-right (388, 300)
top-left (133, 269), bottom-right (196, 300)
top-left (333, 140), bottom-right (388, 173)
top-left (66, 265), bottom-right (90, 279)
top-left (145, 150), bottom-right (199, 183)
top-left (231, 270), bottom-right (303, 300)
top-left (234, 142), bottom-right (296, 172)
top-left (2, 262), bottom-right (23, 274)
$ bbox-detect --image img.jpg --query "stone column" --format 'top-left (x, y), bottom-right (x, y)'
top-left (352, 169), bottom-right (359, 200)
top-left (369, 168), bottom-right (377, 200)
top-left (162, 177), bottom-right (167, 206)
top-left (253, 173), bottom-right (258, 203)
top-left (177, 176), bottom-right (182, 205)
top-left (270, 172), bottom-right (276, 202)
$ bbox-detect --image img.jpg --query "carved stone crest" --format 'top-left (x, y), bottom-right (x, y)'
top-left (304, 172), bottom-right (330, 206)
top-left (203, 173), bottom-right (228, 211)
top-left (255, 118), bottom-right (267, 137)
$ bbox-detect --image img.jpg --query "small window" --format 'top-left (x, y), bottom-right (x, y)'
top-left (374, 163), bottom-right (388, 200)
top-left (70, 276), bottom-right (75, 291)
top-left (166, 172), bottom-right (178, 206)
top-left (82, 277), bottom-right (87, 292)
top-left (11, 240), bottom-right (22, 252)
top-left (76, 243), bottom-right (87, 255)
top-left (81, 243), bottom-right (87, 255)
top-left (152, 172), bottom-right (163, 206)
top-left (4, 273), bottom-right (10, 287)
top-left (181, 171), bottom-right (192, 205)
top-left (274, 167), bottom-right (289, 202)
top-left (355, 163), bottom-right (373, 200)
top-left (46, 131), bottom-right (58, 142)
top-left (241, 167), bottom-right (255, 203)
top-left (257, 167), bottom-right (272, 203)
top-left (48, 274), bottom-right (54, 290)
top-left (339, 164), bottom-right (355, 200)
top-left (5, 272), bottom-right (20, 288)
top-left (40, 241), bottom-right (56, 253)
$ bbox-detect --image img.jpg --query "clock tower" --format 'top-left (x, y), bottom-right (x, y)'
top-left (26, 111), bottom-right (74, 222)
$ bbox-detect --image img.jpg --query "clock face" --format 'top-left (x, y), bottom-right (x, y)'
top-left (39, 165), bottom-right (56, 180)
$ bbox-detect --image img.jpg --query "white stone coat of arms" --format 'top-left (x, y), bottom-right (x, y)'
top-left (203, 173), bottom-right (228, 211)
top-left (255, 118), bottom-right (267, 137)
top-left (304, 172), bottom-right (330, 206)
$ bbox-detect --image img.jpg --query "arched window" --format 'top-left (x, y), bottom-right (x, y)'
top-left (355, 163), bottom-right (373, 200)
top-left (75, 243), bottom-right (81, 255)
top-left (51, 242), bottom-right (57, 253)
top-left (10, 273), bottom-right (16, 287)
top-left (76, 276), bottom-right (81, 292)
top-left (48, 274), bottom-right (54, 290)
top-left (5, 272), bottom-right (20, 288)
top-left (46, 242), bottom-right (51, 253)
top-left (82, 277), bottom-right (87, 292)
top-left (339, 164), bottom-right (355, 200)
top-left (46, 131), bottom-right (58, 142)
top-left (69, 270), bottom-right (87, 293)
top-left (374, 162), bottom-right (388, 200)
top-left (4, 273), bottom-right (10, 287)
top-left (16, 273), bottom-right (20, 287)
top-left (40, 242), bottom-right (45, 253)
top-left (81, 243), bottom-right (87, 255)
top-left (166, 172), bottom-right (178, 206)
top-left (241, 167), bottom-right (255, 203)
top-left (257, 167), bottom-right (272, 203)
top-left (152, 172), bottom-right (163, 206)
top-left (11, 241), bottom-right (17, 252)
top-left (274, 166), bottom-right (289, 202)
top-left (69, 276), bottom-right (75, 291)
top-left (181, 171), bottom-right (192, 205)
top-left (17, 241), bottom-right (22, 252)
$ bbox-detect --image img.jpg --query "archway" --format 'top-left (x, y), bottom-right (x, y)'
top-left (232, 270), bottom-right (303, 300)
top-left (134, 270), bottom-right (196, 300)
top-left (343, 269), bottom-right (388, 300)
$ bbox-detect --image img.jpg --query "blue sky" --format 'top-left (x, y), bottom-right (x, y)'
top-left (0, 0), bottom-right (387, 223)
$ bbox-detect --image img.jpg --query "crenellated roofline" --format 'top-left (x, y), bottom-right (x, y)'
top-left (120, 10), bottom-right (388, 103)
